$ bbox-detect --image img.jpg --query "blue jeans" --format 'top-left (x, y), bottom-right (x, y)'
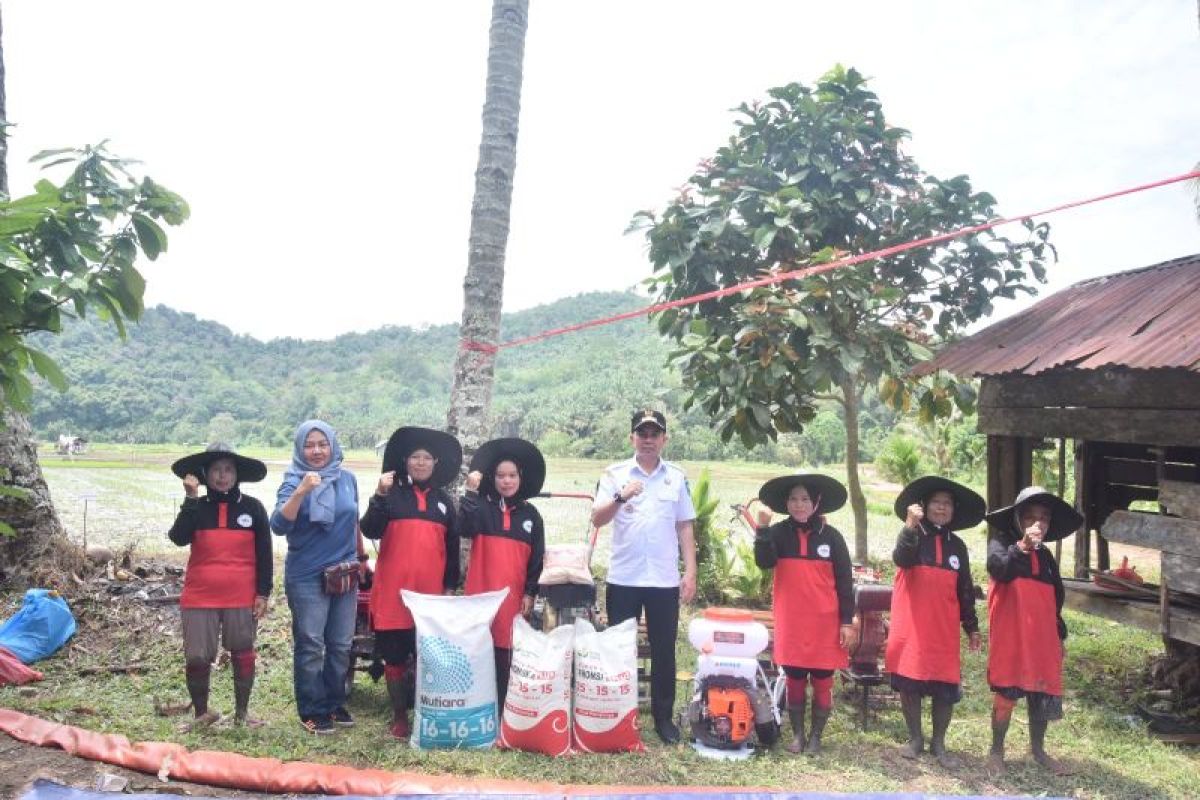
top-left (285, 575), bottom-right (356, 719)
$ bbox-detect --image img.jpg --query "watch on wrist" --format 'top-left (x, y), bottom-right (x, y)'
top-left (613, 491), bottom-right (626, 504)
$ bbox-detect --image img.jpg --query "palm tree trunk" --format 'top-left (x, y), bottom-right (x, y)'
top-left (839, 374), bottom-right (869, 563)
top-left (446, 0), bottom-right (529, 456)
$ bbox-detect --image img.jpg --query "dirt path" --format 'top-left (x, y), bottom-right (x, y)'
top-left (0, 734), bottom-right (258, 798)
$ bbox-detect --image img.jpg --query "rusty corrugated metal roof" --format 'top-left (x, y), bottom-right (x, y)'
top-left (919, 253), bottom-right (1200, 377)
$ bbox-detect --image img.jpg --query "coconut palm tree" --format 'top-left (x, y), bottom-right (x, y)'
top-left (446, 0), bottom-right (529, 457)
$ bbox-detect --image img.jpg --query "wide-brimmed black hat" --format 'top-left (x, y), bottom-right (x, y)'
top-left (893, 476), bottom-right (986, 531)
top-left (171, 444), bottom-right (267, 484)
top-left (381, 426), bottom-right (463, 487)
top-left (985, 485), bottom-right (1083, 542)
top-left (758, 474), bottom-right (847, 515)
top-left (469, 438), bottom-right (546, 502)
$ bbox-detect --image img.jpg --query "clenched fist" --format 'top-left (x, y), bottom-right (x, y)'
top-left (297, 472), bottom-right (322, 496)
top-left (905, 503), bottom-right (924, 529)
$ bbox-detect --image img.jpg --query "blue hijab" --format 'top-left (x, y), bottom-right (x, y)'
top-left (283, 419), bottom-right (344, 528)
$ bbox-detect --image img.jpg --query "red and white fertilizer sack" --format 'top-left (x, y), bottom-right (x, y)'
top-left (498, 617), bottom-right (574, 756)
top-left (572, 618), bottom-right (644, 753)
top-left (402, 588), bottom-right (507, 750)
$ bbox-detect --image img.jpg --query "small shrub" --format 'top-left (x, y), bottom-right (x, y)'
top-left (875, 433), bottom-right (925, 485)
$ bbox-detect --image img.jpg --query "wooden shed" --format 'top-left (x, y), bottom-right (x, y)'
top-left (917, 252), bottom-right (1200, 646)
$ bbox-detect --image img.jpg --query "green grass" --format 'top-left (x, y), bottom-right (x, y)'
top-left (4, 594), bottom-right (1197, 797)
top-left (10, 447), bottom-right (1197, 796)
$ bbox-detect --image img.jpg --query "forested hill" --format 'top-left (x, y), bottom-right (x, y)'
top-left (28, 291), bottom-right (764, 460)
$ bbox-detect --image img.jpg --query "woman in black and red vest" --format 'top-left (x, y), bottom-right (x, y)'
top-left (886, 476), bottom-right (985, 768)
top-left (461, 438), bottom-right (546, 707)
top-left (360, 426), bottom-right (462, 739)
top-left (984, 486), bottom-right (1081, 776)
top-left (168, 444), bottom-right (272, 729)
top-left (754, 474), bottom-right (853, 755)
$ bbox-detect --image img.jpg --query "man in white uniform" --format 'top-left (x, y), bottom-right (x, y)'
top-left (592, 409), bottom-right (697, 744)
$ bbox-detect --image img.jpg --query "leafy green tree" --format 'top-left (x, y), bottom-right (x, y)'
top-left (631, 66), bottom-right (1052, 560)
top-left (1, 145), bottom-right (188, 408)
top-left (0, 144), bottom-right (187, 567)
top-left (206, 412), bottom-right (238, 447)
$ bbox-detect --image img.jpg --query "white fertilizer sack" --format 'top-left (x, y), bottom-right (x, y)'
top-left (402, 588), bottom-right (508, 749)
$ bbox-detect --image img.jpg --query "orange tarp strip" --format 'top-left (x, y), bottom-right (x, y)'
top-left (0, 708), bottom-right (765, 796)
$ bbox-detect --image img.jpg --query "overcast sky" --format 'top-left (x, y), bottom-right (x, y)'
top-left (5, 1), bottom-right (1199, 341)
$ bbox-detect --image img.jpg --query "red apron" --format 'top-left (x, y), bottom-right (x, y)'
top-left (773, 530), bottom-right (847, 670)
top-left (181, 503), bottom-right (256, 609)
top-left (465, 534), bottom-right (531, 649)
top-left (886, 537), bottom-right (962, 684)
top-left (371, 517), bottom-right (447, 630)
top-left (987, 550), bottom-right (1063, 695)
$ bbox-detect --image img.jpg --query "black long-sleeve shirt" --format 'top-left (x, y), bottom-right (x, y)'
top-left (892, 524), bottom-right (978, 635)
top-left (460, 491), bottom-right (545, 597)
top-left (755, 519), bottom-right (854, 625)
top-left (987, 533), bottom-right (1067, 640)
top-left (167, 489), bottom-right (273, 597)
top-left (360, 482), bottom-right (460, 590)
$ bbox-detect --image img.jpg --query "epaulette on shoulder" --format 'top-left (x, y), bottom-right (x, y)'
top-left (661, 460), bottom-right (686, 476)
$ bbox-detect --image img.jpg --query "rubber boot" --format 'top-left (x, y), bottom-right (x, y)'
top-left (1031, 718), bottom-right (1073, 774)
top-left (183, 661), bottom-right (219, 730)
top-left (231, 650), bottom-right (262, 727)
top-left (387, 674), bottom-right (410, 739)
top-left (930, 697), bottom-right (959, 769)
top-left (987, 695), bottom-right (1012, 775)
top-left (785, 703), bottom-right (807, 754)
top-left (494, 647), bottom-right (512, 710)
top-left (806, 706), bottom-right (831, 755)
top-left (898, 691), bottom-right (923, 759)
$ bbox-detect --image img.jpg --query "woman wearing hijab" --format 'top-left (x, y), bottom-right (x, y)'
top-left (168, 444), bottom-right (272, 729)
top-left (461, 438), bottom-right (547, 707)
top-left (359, 426), bottom-right (463, 739)
top-left (754, 474), bottom-right (854, 755)
top-left (271, 420), bottom-right (364, 735)
top-left (984, 486), bottom-right (1081, 776)
top-left (887, 476), bottom-right (986, 768)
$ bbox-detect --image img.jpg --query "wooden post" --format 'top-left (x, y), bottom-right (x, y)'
top-left (1095, 445), bottom-right (1111, 572)
top-left (987, 434), bottom-right (1035, 545)
top-left (1056, 437), bottom-right (1067, 564)
top-left (1155, 448), bottom-right (1171, 642)
top-left (1074, 440), bottom-right (1092, 579)
top-left (987, 436), bottom-right (1033, 510)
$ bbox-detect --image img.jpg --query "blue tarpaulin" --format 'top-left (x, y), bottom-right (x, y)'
top-left (0, 589), bottom-right (76, 663)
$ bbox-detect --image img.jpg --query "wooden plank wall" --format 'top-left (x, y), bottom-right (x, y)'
top-left (1102, 480), bottom-right (1200, 646)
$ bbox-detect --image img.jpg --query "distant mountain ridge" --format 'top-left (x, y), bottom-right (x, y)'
top-left (28, 291), bottom-right (698, 458)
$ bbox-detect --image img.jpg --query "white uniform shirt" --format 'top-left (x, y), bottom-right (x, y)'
top-left (594, 457), bottom-right (696, 588)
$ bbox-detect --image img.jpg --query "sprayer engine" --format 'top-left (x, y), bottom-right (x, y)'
top-left (688, 672), bottom-right (777, 749)
top-left (686, 609), bottom-right (780, 755)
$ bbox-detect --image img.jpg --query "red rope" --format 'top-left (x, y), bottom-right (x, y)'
top-left (460, 169), bottom-right (1200, 353)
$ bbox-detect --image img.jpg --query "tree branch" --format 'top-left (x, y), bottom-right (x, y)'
top-left (813, 393), bottom-right (845, 407)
